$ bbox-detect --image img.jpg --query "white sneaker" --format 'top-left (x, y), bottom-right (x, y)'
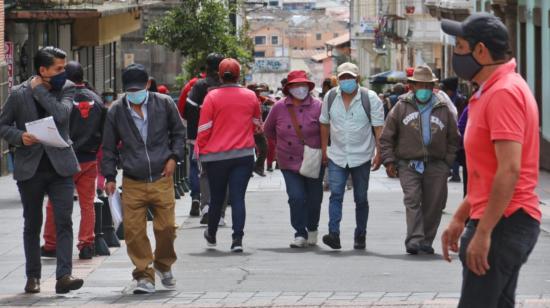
top-left (218, 217), bottom-right (226, 226)
top-left (154, 268), bottom-right (176, 290)
top-left (133, 279), bottom-right (155, 294)
top-left (290, 236), bottom-right (307, 248)
top-left (307, 231), bottom-right (318, 246)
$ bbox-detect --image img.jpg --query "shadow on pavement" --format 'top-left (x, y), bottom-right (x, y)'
top-left (366, 251), bottom-right (443, 261)
top-left (188, 250), bottom-right (253, 257)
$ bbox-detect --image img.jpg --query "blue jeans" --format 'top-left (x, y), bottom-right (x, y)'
top-left (281, 169), bottom-right (324, 238)
top-left (204, 156), bottom-right (254, 239)
top-left (458, 210), bottom-right (539, 308)
top-left (188, 144), bottom-right (200, 200)
top-left (327, 160), bottom-right (371, 237)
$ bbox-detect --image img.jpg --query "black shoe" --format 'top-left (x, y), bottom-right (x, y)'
top-left (231, 238), bottom-right (243, 253)
top-left (55, 275), bottom-right (83, 294)
top-left (253, 168), bottom-right (266, 177)
top-left (200, 212), bottom-right (209, 225)
top-left (449, 175), bottom-right (461, 183)
top-left (79, 245), bottom-right (94, 260)
top-left (96, 189), bottom-right (106, 199)
top-left (204, 230), bottom-right (216, 247)
top-left (190, 199), bottom-right (200, 217)
top-left (24, 278), bottom-right (40, 294)
top-left (419, 245), bottom-right (435, 255)
top-left (406, 244), bottom-right (419, 255)
top-left (40, 246), bottom-right (56, 258)
top-left (322, 233), bottom-right (341, 250)
top-left (266, 167), bottom-right (274, 172)
top-left (353, 235), bottom-right (366, 250)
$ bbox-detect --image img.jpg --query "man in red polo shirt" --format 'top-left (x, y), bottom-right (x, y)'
top-left (440, 13), bottom-right (541, 308)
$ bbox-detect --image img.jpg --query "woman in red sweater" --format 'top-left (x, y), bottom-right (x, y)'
top-left (196, 58), bottom-right (261, 252)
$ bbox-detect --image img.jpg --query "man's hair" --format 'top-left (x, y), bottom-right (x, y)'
top-left (466, 37), bottom-right (509, 61)
top-left (65, 61), bottom-right (84, 83)
top-left (222, 72), bottom-right (238, 83)
top-left (34, 46), bottom-right (66, 74)
top-left (206, 53), bottom-right (225, 74)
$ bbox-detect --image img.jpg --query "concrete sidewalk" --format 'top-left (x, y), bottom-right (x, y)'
top-left (0, 169), bottom-right (548, 307)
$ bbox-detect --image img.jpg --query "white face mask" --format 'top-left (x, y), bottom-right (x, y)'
top-left (289, 86), bottom-right (309, 100)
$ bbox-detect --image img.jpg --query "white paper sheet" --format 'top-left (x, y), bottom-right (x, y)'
top-left (108, 188), bottom-right (123, 230)
top-left (25, 116), bottom-right (69, 148)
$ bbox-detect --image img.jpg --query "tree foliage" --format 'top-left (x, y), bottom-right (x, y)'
top-left (145, 0), bottom-right (254, 82)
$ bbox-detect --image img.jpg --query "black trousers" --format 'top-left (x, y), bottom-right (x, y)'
top-left (254, 133), bottom-right (267, 171)
top-left (17, 169), bottom-right (75, 280)
top-left (458, 209), bottom-right (540, 308)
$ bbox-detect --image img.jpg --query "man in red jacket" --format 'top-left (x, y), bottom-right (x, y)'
top-left (177, 72), bottom-right (205, 117)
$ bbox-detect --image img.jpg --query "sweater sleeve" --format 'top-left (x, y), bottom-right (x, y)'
top-left (263, 103), bottom-right (278, 140)
top-left (196, 93), bottom-right (214, 154)
top-left (380, 105), bottom-right (400, 165)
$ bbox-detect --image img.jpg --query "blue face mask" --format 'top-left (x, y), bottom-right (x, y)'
top-left (47, 71), bottom-right (67, 91)
top-left (339, 79), bottom-right (358, 94)
top-left (126, 89), bottom-right (148, 105)
top-left (415, 89), bottom-right (433, 103)
top-left (104, 95), bottom-right (114, 102)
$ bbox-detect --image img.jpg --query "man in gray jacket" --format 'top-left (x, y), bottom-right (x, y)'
top-left (380, 65), bottom-right (459, 255)
top-left (101, 64), bottom-right (185, 294)
top-left (0, 47), bottom-right (84, 294)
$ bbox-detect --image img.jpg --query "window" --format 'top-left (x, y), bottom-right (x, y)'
top-left (271, 36), bottom-right (279, 45)
top-left (254, 51), bottom-right (266, 58)
top-left (316, 33), bottom-right (322, 41)
top-left (255, 36), bottom-right (266, 45)
top-left (333, 33), bottom-right (339, 38)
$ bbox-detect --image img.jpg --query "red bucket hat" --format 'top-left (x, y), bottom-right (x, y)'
top-left (283, 70), bottom-right (315, 95)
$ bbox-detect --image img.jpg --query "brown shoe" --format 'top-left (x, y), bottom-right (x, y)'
top-left (55, 275), bottom-right (83, 294)
top-left (24, 278), bottom-right (40, 293)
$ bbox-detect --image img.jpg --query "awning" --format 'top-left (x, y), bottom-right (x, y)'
top-left (72, 10), bottom-right (142, 47)
top-left (325, 33), bottom-right (350, 47)
top-left (6, 1), bottom-right (160, 47)
top-left (369, 70), bottom-right (407, 84)
top-left (311, 52), bottom-right (330, 62)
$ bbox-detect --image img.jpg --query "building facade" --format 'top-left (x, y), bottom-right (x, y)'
top-left (427, 0), bottom-right (550, 170)
top-left (351, 0), bottom-right (442, 79)
top-left (0, 0), bottom-right (9, 175)
top-left (121, 0), bottom-right (184, 91)
top-left (1, 0), bottom-right (154, 174)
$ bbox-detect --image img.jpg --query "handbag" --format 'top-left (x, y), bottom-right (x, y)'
top-left (287, 105), bottom-right (322, 179)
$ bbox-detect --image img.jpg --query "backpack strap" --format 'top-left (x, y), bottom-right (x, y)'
top-left (359, 87), bottom-right (371, 123)
top-left (327, 87), bottom-right (372, 123)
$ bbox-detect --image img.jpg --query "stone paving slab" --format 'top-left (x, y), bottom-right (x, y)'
top-left (0, 171), bottom-right (550, 307)
top-left (1, 291), bottom-right (550, 307)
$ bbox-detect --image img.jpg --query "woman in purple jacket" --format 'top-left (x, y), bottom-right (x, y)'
top-left (264, 71), bottom-right (324, 248)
